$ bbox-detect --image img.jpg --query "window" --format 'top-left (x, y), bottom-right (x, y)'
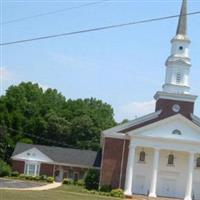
top-left (179, 46), bottom-right (183, 50)
top-left (24, 163), bottom-right (40, 176)
top-left (139, 151), bottom-right (145, 162)
top-left (196, 157), bottom-right (200, 168)
top-left (172, 129), bottom-right (182, 135)
top-left (168, 154), bottom-right (174, 165)
top-left (74, 172), bottom-right (79, 182)
top-left (176, 72), bottom-right (182, 84)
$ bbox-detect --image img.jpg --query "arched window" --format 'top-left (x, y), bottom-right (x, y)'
top-left (168, 154), bottom-right (174, 165)
top-left (139, 151), bottom-right (145, 162)
top-left (196, 157), bottom-right (200, 168)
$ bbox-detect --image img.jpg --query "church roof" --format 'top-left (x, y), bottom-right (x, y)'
top-left (103, 111), bottom-right (200, 138)
top-left (176, 0), bottom-right (187, 36)
top-left (12, 143), bottom-right (101, 168)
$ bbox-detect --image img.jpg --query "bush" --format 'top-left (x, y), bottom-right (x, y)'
top-left (0, 160), bottom-right (11, 177)
top-left (84, 169), bottom-right (100, 190)
top-left (47, 176), bottom-right (54, 183)
top-left (19, 174), bottom-right (26, 179)
top-left (40, 174), bottom-right (47, 180)
top-left (110, 189), bottom-right (124, 198)
top-left (35, 176), bottom-right (41, 181)
top-left (77, 179), bottom-right (84, 186)
top-left (63, 178), bottom-right (73, 185)
top-left (99, 185), bottom-right (112, 192)
top-left (11, 171), bottom-right (19, 177)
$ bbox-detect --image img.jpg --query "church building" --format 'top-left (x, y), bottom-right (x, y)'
top-left (100, 0), bottom-right (200, 200)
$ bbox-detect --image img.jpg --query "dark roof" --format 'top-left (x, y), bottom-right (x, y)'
top-left (12, 143), bottom-right (101, 168)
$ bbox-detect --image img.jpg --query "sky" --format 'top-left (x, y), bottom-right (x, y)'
top-left (1, 0), bottom-right (200, 122)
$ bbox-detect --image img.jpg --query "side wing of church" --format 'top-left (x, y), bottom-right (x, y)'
top-left (100, 1), bottom-right (200, 200)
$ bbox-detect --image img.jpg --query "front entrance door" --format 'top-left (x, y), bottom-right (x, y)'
top-left (55, 166), bottom-right (64, 182)
top-left (193, 182), bottom-right (200, 200)
top-left (161, 178), bottom-right (176, 198)
top-left (133, 175), bottom-right (147, 195)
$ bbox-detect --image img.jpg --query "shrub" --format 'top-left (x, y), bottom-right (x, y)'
top-left (35, 176), bottom-right (40, 181)
top-left (11, 171), bottom-right (19, 177)
top-left (110, 189), bottom-right (124, 198)
top-left (77, 179), bottom-right (84, 186)
top-left (99, 185), bottom-right (112, 192)
top-left (84, 169), bottom-right (100, 190)
top-left (63, 178), bottom-right (73, 185)
top-left (47, 176), bottom-right (54, 183)
top-left (40, 174), bottom-right (47, 180)
top-left (19, 174), bottom-right (26, 179)
top-left (0, 160), bottom-right (11, 177)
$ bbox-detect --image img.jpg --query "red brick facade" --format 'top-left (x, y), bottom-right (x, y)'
top-left (12, 160), bottom-right (25, 174)
top-left (100, 138), bottom-right (129, 189)
top-left (40, 163), bottom-right (54, 176)
top-left (12, 160), bottom-right (87, 180)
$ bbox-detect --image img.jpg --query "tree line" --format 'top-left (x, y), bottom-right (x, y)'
top-left (0, 82), bottom-right (116, 161)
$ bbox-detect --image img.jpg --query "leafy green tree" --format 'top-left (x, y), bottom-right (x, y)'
top-left (84, 169), bottom-right (100, 190)
top-left (0, 82), bottom-right (116, 160)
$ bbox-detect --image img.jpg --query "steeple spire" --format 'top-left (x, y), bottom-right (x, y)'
top-left (176, 0), bottom-right (187, 35)
top-left (154, 0), bottom-right (197, 111)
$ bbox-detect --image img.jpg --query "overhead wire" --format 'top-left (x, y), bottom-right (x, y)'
top-left (1, 11), bottom-right (200, 46)
top-left (0, 125), bottom-right (76, 148)
top-left (1, 0), bottom-right (108, 25)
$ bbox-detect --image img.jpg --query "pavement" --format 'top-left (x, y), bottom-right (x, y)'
top-left (0, 178), bottom-right (62, 191)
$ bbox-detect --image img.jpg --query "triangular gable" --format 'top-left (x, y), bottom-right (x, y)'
top-left (127, 114), bottom-right (200, 143)
top-left (103, 110), bottom-right (161, 136)
top-left (12, 147), bottom-right (53, 163)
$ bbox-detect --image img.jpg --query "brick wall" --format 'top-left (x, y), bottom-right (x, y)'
top-left (40, 163), bottom-right (54, 176)
top-left (100, 137), bottom-right (129, 189)
top-left (12, 160), bottom-right (25, 174)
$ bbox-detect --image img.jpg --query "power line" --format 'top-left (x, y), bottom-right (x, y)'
top-left (1, 0), bottom-right (108, 25)
top-left (0, 125), bottom-right (76, 148)
top-left (1, 11), bottom-right (200, 46)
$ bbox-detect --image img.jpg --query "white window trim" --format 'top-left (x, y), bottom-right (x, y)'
top-left (24, 161), bottom-right (40, 176)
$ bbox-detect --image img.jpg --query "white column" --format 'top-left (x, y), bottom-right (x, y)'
top-left (184, 152), bottom-right (195, 200)
top-left (124, 142), bottom-right (136, 196)
top-left (149, 148), bottom-right (160, 197)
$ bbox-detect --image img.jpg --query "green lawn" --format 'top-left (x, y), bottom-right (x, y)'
top-left (0, 185), bottom-right (121, 200)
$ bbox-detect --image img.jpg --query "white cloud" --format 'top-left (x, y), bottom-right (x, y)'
top-left (0, 67), bottom-right (16, 81)
top-left (115, 100), bottom-right (155, 122)
top-left (38, 83), bottom-right (49, 91)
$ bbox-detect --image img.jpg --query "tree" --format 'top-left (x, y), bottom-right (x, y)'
top-left (0, 82), bottom-right (116, 160)
top-left (84, 169), bottom-right (100, 190)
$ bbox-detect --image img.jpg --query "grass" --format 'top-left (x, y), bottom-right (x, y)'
top-left (0, 184), bottom-right (121, 200)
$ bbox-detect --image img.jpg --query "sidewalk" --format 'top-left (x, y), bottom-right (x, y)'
top-left (0, 181), bottom-right (62, 191)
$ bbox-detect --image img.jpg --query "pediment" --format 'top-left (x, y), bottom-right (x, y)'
top-left (128, 114), bottom-right (200, 143)
top-left (12, 147), bottom-right (53, 163)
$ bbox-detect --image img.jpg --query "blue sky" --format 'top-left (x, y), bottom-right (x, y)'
top-left (1, 0), bottom-right (200, 122)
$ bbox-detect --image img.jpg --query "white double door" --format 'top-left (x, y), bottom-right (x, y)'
top-left (133, 175), bottom-right (148, 195)
top-left (193, 182), bottom-right (200, 200)
top-left (160, 178), bottom-right (176, 198)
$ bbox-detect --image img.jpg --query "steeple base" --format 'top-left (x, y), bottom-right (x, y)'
top-left (154, 91), bottom-right (197, 119)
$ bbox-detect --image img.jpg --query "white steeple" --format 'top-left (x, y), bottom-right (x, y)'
top-left (163, 0), bottom-right (191, 94)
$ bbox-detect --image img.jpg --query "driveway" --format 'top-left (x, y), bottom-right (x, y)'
top-left (0, 178), bottom-right (45, 189)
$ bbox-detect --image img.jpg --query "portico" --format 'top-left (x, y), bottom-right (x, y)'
top-left (124, 130), bottom-right (200, 200)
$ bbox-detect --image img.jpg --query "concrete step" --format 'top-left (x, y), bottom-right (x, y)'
top-left (126, 195), bottom-right (182, 200)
